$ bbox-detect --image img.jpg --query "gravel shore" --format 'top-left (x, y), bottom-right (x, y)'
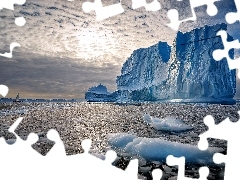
top-left (0, 102), bottom-right (239, 179)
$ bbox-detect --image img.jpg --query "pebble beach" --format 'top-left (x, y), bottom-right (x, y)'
top-left (0, 102), bottom-right (239, 179)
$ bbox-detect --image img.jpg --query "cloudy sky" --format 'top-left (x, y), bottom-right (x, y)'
top-left (0, 0), bottom-right (240, 99)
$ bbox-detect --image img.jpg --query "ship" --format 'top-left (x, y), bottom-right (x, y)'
top-left (13, 93), bottom-right (22, 102)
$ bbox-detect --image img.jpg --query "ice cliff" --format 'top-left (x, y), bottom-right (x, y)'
top-left (116, 23), bottom-right (236, 103)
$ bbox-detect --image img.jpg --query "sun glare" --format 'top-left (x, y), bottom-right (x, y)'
top-left (77, 28), bottom-right (116, 61)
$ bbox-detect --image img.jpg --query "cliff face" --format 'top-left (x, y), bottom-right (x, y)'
top-left (173, 24), bottom-right (236, 99)
top-left (116, 23), bottom-right (236, 103)
top-left (117, 42), bottom-right (171, 91)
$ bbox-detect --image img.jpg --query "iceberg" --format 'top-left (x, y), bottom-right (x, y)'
top-left (143, 114), bottom-right (193, 132)
top-left (116, 23), bottom-right (236, 104)
top-left (85, 84), bottom-right (116, 102)
top-left (107, 133), bottom-right (223, 165)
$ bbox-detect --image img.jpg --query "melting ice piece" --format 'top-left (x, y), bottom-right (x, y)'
top-left (108, 133), bottom-right (223, 164)
top-left (143, 114), bottom-right (193, 132)
top-left (107, 133), bottom-right (138, 148)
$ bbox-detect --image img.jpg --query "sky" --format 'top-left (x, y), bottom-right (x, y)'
top-left (0, 0), bottom-right (240, 99)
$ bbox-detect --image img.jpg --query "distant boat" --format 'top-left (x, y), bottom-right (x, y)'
top-left (13, 93), bottom-right (22, 102)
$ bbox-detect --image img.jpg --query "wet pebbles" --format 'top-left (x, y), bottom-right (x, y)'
top-left (0, 102), bottom-right (239, 179)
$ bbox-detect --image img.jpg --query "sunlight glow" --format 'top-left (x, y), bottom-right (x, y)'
top-left (77, 28), bottom-right (117, 61)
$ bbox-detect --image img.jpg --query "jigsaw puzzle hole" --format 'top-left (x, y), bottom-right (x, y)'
top-left (206, 5), bottom-right (218, 17)
top-left (105, 150), bottom-right (117, 163)
top-left (201, 138), bottom-right (226, 179)
top-left (82, 2), bottom-right (93, 13)
top-left (152, 168), bottom-right (162, 180)
top-left (15, 17), bottom-right (26, 26)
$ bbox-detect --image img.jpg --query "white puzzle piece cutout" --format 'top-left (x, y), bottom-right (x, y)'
top-left (167, 0), bottom-right (220, 30)
top-left (132, 0), bottom-right (161, 11)
top-left (152, 168), bottom-right (163, 180)
top-left (0, 85), bottom-right (9, 97)
top-left (167, 155), bottom-right (209, 180)
top-left (15, 17), bottom-right (26, 26)
top-left (198, 113), bottom-right (240, 180)
top-left (212, 30), bottom-right (240, 78)
top-left (225, 0), bottom-right (240, 24)
top-left (82, 0), bottom-right (124, 21)
top-left (0, 1), bottom-right (26, 58)
top-left (0, 42), bottom-right (21, 58)
top-left (0, 117), bottom-right (139, 180)
top-left (0, 0), bottom-right (26, 10)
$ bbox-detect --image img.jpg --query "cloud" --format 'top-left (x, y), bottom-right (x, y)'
top-left (1, 0), bottom-right (240, 99)
top-left (0, 53), bottom-right (119, 99)
top-left (0, 0), bottom-right (178, 66)
top-left (1, 0), bottom-right (238, 62)
top-left (179, 0), bottom-right (240, 39)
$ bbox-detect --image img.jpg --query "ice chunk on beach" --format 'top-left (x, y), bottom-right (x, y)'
top-left (108, 133), bottom-right (223, 165)
top-left (143, 114), bottom-right (193, 132)
top-left (107, 133), bottom-right (138, 148)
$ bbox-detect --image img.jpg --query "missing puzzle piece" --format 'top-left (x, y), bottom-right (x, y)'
top-left (82, 0), bottom-right (161, 21)
top-left (0, 117), bottom-right (139, 179)
top-left (0, 85), bottom-right (9, 97)
top-left (0, 1), bottom-right (26, 59)
top-left (152, 168), bottom-right (163, 180)
top-left (82, 0), bottom-right (124, 20)
top-left (0, 117), bottom-right (41, 157)
top-left (11, 118), bottom-right (55, 156)
top-left (3, 135), bottom-right (138, 180)
top-left (167, 0), bottom-right (219, 30)
top-left (0, 0), bottom-right (26, 10)
top-left (198, 113), bottom-right (240, 180)
top-left (190, 0), bottom-right (219, 17)
top-left (0, 42), bottom-right (21, 58)
top-left (183, 0), bottom-right (237, 31)
top-left (166, 155), bottom-right (209, 180)
top-left (212, 30), bottom-right (240, 78)
top-left (132, 0), bottom-right (161, 11)
top-left (226, 0), bottom-right (240, 24)
top-left (45, 135), bottom-right (139, 179)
